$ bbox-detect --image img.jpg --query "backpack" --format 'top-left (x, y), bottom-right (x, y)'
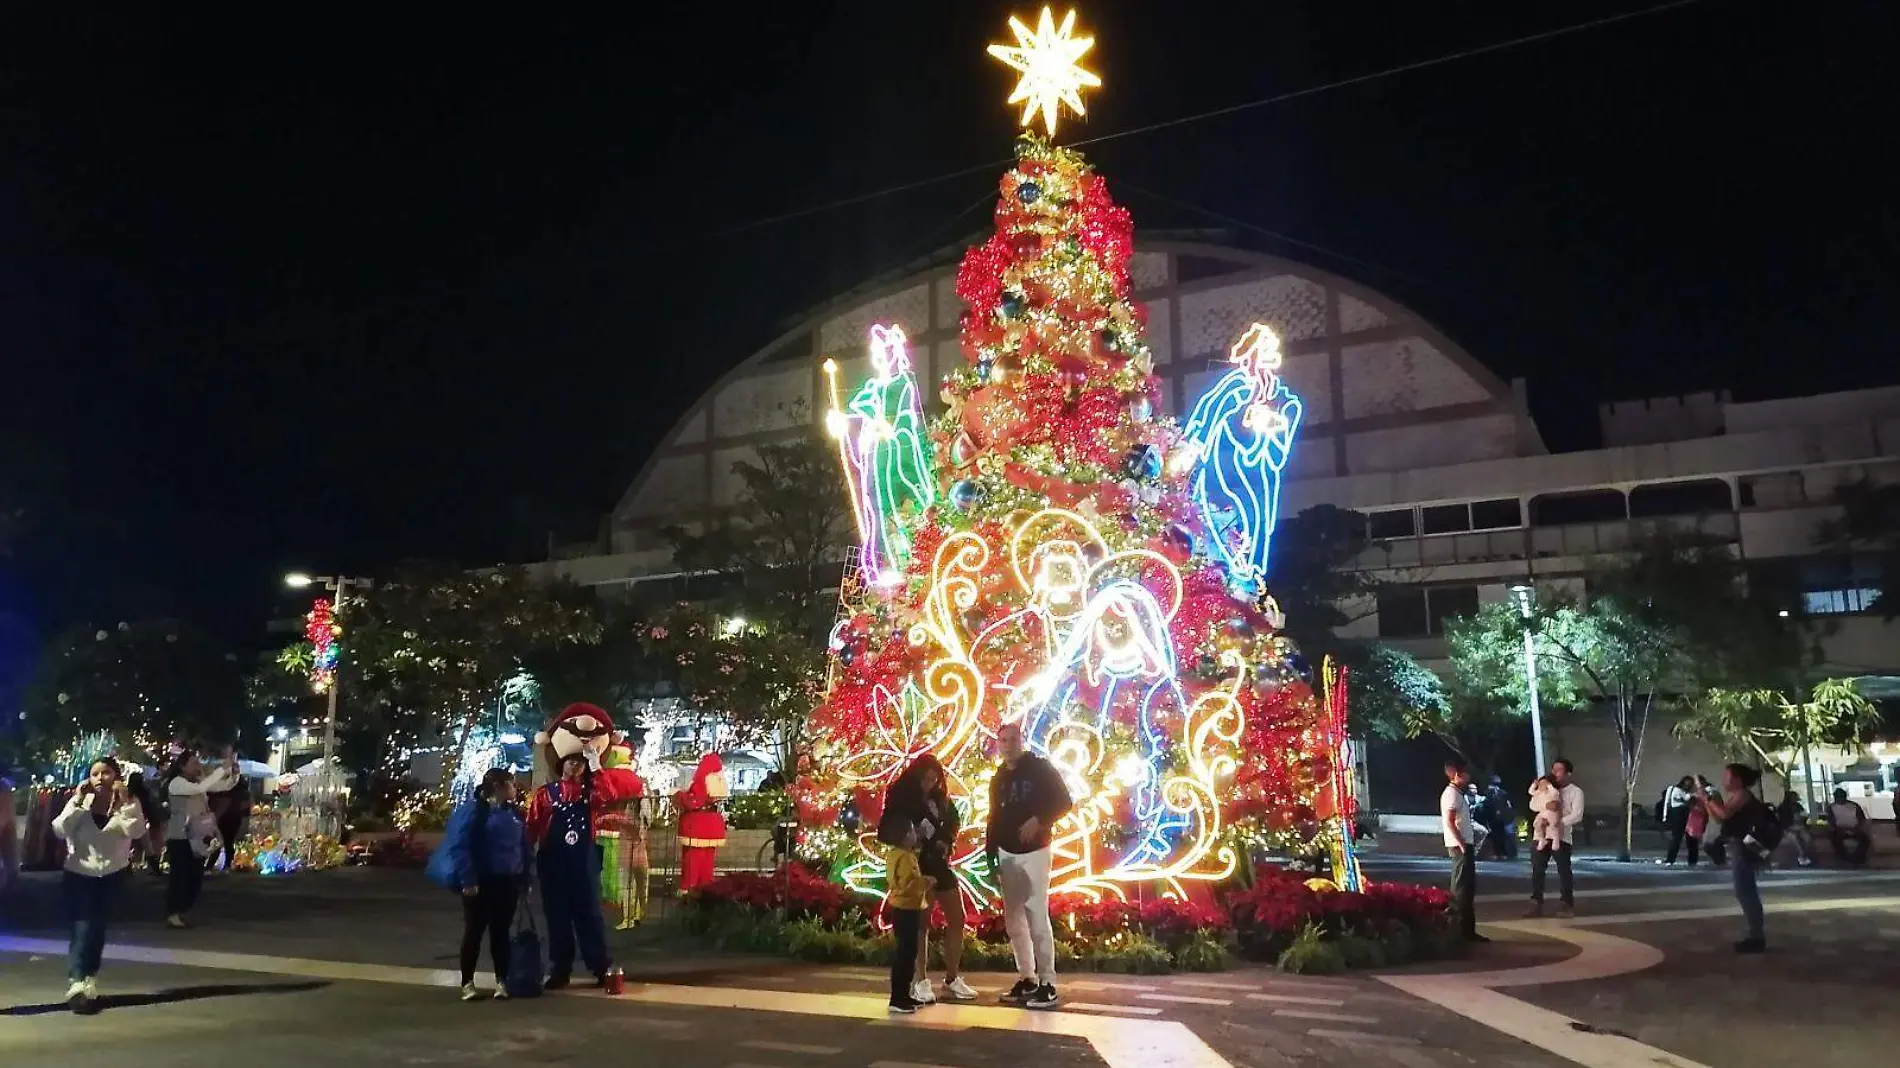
top-left (503, 884), bottom-right (545, 998)
top-left (1653, 794), bottom-right (1666, 826)
top-left (1732, 797), bottom-right (1783, 858)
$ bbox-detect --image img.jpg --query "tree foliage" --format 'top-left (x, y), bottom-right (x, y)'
top-left (637, 602), bottom-right (825, 772)
top-left (1676, 678), bottom-right (1882, 778)
top-left (21, 620), bottom-right (250, 762)
top-left (663, 436), bottom-right (851, 640)
top-left (254, 566), bottom-right (602, 776)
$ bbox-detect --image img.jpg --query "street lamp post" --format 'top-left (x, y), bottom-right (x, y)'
top-left (285, 572), bottom-right (373, 837)
top-left (1510, 584), bottom-right (1547, 775)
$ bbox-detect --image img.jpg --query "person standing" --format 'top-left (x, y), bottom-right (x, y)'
top-left (432, 768), bottom-right (531, 1001)
top-left (1827, 788), bottom-right (1871, 866)
top-left (1482, 775), bottom-right (1517, 859)
top-left (51, 758), bottom-right (147, 1012)
top-left (527, 750), bottom-right (628, 990)
top-left (1527, 758), bottom-right (1583, 918)
top-left (1702, 763), bottom-right (1769, 953)
top-left (162, 745), bottom-right (239, 928)
top-left (1660, 776), bottom-right (1696, 866)
top-left (985, 720), bottom-right (1072, 1010)
top-left (878, 760), bottom-right (937, 1014)
top-left (1441, 758), bottom-right (1485, 943)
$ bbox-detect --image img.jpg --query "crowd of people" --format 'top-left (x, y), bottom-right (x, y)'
top-left (1443, 753), bottom-right (1890, 957)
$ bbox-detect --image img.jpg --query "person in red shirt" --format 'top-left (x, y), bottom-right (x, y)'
top-left (526, 703), bottom-right (638, 989)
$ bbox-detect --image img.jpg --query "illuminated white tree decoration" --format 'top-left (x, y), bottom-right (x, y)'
top-left (987, 7), bottom-right (1101, 137)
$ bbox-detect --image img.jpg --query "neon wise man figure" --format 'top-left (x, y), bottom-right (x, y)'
top-left (824, 325), bottom-right (936, 583)
top-left (795, 8), bottom-right (1349, 911)
top-left (1181, 323), bottom-right (1304, 596)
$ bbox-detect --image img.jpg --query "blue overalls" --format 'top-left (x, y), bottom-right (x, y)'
top-left (536, 783), bottom-right (611, 981)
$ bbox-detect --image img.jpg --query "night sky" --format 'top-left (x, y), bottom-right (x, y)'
top-left (2, 1), bottom-right (1895, 645)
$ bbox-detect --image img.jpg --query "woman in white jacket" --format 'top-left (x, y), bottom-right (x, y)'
top-left (162, 745), bottom-right (238, 928)
top-left (53, 758), bottom-right (148, 1012)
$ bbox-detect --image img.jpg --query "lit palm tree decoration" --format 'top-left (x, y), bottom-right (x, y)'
top-left (825, 325), bottom-right (937, 584)
top-left (987, 7), bottom-right (1101, 138)
top-left (1181, 323), bottom-right (1304, 597)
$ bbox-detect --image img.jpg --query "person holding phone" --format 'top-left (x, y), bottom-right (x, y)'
top-left (52, 758), bottom-right (148, 1012)
top-left (161, 744), bottom-right (240, 928)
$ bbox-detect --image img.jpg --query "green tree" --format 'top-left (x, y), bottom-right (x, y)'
top-left (638, 602), bottom-right (825, 775)
top-left (1676, 678), bottom-right (1882, 783)
top-left (22, 620), bottom-right (251, 762)
top-left (664, 435), bottom-right (851, 640)
top-left (1440, 601), bottom-right (1580, 773)
top-left (256, 566), bottom-right (603, 779)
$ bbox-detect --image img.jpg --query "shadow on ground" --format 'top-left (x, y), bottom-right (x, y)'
top-left (3, 979), bottom-right (330, 1017)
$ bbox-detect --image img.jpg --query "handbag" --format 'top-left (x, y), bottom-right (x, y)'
top-left (503, 879), bottom-right (545, 998)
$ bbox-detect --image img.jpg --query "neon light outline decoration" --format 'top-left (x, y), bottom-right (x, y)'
top-left (1180, 322), bottom-right (1303, 596)
top-left (824, 325), bottom-right (937, 583)
top-left (1322, 656), bottom-right (1363, 891)
top-left (826, 459), bottom-right (1242, 905)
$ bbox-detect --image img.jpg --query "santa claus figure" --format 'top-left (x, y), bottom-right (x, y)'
top-left (674, 753), bottom-right (728, 892)
top-left (528, 703), bottom-right (639, 989)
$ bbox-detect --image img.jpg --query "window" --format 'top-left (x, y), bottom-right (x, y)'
top-left (1739, 472), bottom-right (1804, 509)
top-left (1803, 588), bottom-right (1883, 615)
top-left (1425, 586), bottom-right (1481, 633)
top-left (1470, 498), bottom-right (1523, 531)
top-left (1367, 508), bottom-right (1417, 540)
top-left (1628, 479), bottom-right (1732, 518)
top-left (1421, 504), bottom-right (1472, 535)
top-left (1530, 489), bottom-right (1627, 526)
top-left (1377, 585), bottom-right (1479, 637)
top-left (1376, 588), bottom-right (1428, 638)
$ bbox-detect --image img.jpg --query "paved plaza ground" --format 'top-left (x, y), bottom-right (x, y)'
top-left (3, 855), bottom-right (1897, 1068)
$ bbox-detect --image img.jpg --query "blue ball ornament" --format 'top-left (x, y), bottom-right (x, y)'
top-left (1127, 395), bottom-right (1153, 423)
top-left (976, 357), bottom-right (996, 384)
top-left (1124, 444), bottom-right (1163, 481)
top-left (1017, 180), bottom-right (1043, 205)
top-left (1000, 292), bottom-right (1026, 319)
top-left (950, 479), bottom-right (984, 512)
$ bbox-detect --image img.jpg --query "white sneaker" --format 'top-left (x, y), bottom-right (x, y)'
top-left (910, 979), bottom-right (936, 1004)
top-left (83, 978), bottom-right (98, 999)
top-left (944, 976), bottom-right (979, 1001)
top-left (66, 980), bottom-right (88, 1002)
top-left (460, 983), bottom-right (482, 1002)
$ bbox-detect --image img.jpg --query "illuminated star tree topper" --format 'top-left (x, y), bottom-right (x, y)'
top-left (987, 7), bottom-right (1101, 138)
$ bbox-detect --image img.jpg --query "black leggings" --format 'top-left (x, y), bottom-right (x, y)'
top-left (165, 840), bottom-right (205, 916)
top-left (889, 908), bottom-right (923, 1004)
top-left (460, 878), bottom-right (520, 984)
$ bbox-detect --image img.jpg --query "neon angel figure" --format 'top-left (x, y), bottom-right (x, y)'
top-left (825, 325), bottom-right (937, 583)
top-left (1180, 322), bottom-right (1304, 593)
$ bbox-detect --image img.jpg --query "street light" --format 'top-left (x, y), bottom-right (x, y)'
top-left (283, 571), bottom-right (374, 837)
top-left (1510, 583), bottom-right (1547, 775)
top-left (721, 616), bottom-right (747, 636)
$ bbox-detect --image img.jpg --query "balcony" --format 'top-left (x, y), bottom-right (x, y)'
top-left (1351, 512), bottom-right (1740, 571)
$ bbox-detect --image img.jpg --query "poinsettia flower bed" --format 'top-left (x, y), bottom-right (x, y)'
top-left (683, 862), bottom-right (1457, 974)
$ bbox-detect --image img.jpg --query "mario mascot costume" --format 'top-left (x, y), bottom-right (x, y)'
top-left (528, 703), bottom-right (639, 988)
top-left (594, 737), bottom-right (649, 930)
top-left (674, 753), bottom-right (729, 892)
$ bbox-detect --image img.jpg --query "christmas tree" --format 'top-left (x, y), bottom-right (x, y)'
top-left (795, 7), bottom-right (1358, 906)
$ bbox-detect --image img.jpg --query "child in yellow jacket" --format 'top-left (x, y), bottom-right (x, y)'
top-left (879, 810), bottom-right (934, 1013)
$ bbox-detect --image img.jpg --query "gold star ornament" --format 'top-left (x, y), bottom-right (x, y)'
top-left (987, 7), bottom-right (1101, 138)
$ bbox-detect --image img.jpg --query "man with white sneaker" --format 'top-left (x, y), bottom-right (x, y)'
top-left (986, 720), bottom-right (1072, 1010)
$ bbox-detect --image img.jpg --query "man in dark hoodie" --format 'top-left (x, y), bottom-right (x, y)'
top-left (985, 719), bottom-right (1072, 1010)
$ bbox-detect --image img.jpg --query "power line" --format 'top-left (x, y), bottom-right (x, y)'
top-left (1113, 181), bottom-right (1457, 297)
top-left (688, 0), bottom-right (1708, 246)
top-left (1070, 0), bottom-right (1707, 150)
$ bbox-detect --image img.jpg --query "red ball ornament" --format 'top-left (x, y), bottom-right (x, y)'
top-left (1009, 231), bottom-right (1043, 259)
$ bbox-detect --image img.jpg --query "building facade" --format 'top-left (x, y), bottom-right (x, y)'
top-left (545, 237), bottom-right (1900, 815)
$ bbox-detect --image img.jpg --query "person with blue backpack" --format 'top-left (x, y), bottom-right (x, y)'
top-left (430, 768), bottom-right (532, 1001)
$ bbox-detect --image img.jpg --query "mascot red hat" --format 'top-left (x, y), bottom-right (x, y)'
top-left (536, 702), bottom-right (618, 765)
top-left (675, 752), bottom-right (729, 892)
